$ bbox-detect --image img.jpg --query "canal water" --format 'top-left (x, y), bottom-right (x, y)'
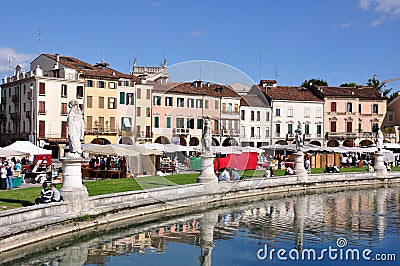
top-left (2, 185), bottom-right (399, 265)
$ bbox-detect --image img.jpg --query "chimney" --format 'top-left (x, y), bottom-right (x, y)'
top-left (259, 79), bottom-right (277, 88)
top-left (192, 80), bottom-right (202, 88)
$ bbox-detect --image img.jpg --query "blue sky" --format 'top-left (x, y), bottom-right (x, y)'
top-left (1, 0), bottom-right (400, 91)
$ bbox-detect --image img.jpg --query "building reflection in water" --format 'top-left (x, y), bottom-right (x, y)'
top-left (4, 186), bottom-right (400, 266)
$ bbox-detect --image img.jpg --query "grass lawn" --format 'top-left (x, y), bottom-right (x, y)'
top-left (0, 167), bottom-right (398, 209)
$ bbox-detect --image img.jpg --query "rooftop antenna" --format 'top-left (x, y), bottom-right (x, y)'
top-left (274, 64), bottom-right (279, 81)
top-left (37, 30), bottom-right (41, 55)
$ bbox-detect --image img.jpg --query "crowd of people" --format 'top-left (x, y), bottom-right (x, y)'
top-left (0, 157), bottom-right (23, 190)
top-left (88, 155), bottom-right (128, 178)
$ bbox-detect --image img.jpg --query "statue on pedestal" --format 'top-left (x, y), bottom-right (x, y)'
top-left (202, 116), bottom-right (212, 154)
top-left (376, 129), bottom-right (384, 151)
top-left (294, 121), bottom-right (303, 151)
top-left (67, 99), bottom-right (84, 156)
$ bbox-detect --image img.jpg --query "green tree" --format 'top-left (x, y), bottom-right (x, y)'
top-left (340, 82), bottom-right (358, 87)
top-left (367, 76), bottom-right (392, 97)
top-left (301, 79), bottom-right (328, 88)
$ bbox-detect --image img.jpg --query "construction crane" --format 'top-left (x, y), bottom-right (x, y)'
top-left (372, 74), bottom-right (400, 86)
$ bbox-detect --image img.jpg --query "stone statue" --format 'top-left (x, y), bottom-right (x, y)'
top-left (67, 99), bottom-right (84, 156)
top-left (202, 116), bottom-right (212, 154)
top-left (294, 121), bottom-right (303, 151)
top-left (376, 129), bottom-right (384, 151)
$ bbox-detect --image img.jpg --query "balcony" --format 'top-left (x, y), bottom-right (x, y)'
top-left (11, 95), bottom-right (19, 102)
top-left (250, 135), bottom-right (261, 139)
top-left (136, 131), bottom-right (153, 139)
top-left (173, 128), bottom-right (190, 135)
top-left (85, 126), bottom-right (118, 135)
top-left (10, 113), bottom-right (21, 120)
top-left (222, 129), bottom-right (239, 137)
top-left (326, 132), bottom-right (357, 139)
top-left (304, 134), bottom-right (311, 140)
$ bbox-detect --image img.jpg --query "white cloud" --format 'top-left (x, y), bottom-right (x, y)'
top-left (370, 19), bottom-right (383, 27)
top-left (359, 0), bottom-right (400, 16)
top-left (191, 30), bottom-right (205, 37)
top-left (0, 47), bottom-right (35, 74)
top-left (151, 2), bottom-right (161, 8)
top-left (334, 23), bottom-right (354, 29)
top-left (359, 0), bottom-right (372, 10)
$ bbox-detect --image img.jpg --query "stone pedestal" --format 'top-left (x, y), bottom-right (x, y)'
top-left (293, 151), bottom-right (308, 181)
top-left (197, 153), bottom-right (218, 193)
top-left (374, 151), bottom-right (387, 176)
top-left (59, 156), bottom-right (89, 214)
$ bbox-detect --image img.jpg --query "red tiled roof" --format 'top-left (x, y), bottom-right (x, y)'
top-left (43, 54), bottom-right (141, 83)
top-left (311, 86), bottom-right (385, 99)
top-left (153, 82), bottom-right (241, 98)
top-left (258, 86), bottom-right (323, 102)
top-left (240, 94), bottom-right (269, 107)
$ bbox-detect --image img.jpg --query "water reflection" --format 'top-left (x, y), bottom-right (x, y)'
top-left (2, 185), bottom-right (400, 265)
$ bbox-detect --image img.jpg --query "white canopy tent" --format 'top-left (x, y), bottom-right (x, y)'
top-left (4, 141), bottom-right (52, 155)
top-left (0, 148), bottom-right (28, 157)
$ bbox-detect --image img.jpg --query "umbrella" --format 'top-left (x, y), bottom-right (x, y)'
top-left (234, 146), bottom-right (265, 153)
top-left (0, 147), bottom-right (28, 157)
top-left (83, 144), bottom-right (140, 156)
top-left (111, 144), bottom-right (162, 155)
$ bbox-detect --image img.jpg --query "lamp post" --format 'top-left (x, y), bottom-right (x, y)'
top-left (29, 84), bottom-right (34, 144)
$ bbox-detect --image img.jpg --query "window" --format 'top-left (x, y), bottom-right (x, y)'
top-left (346, 121), bottom-right (352, 132)
top-left (241, 110), bottom-right (245, 120)
top-left (61, 103), bottom-right (68, 115)
top-left (228, 103), bottom-right (233, 113)
top-left (121, 117), bottom-right (132, 131)
top-left (166, 117), bottom-right (171, 128)
top-left (87, 116), bottom-right (93, 131)
top-left (205, 100), bottom-right (209, 109)
top-left (317, 125), bottom-right (322, 135)
top-left (154, 116), bottom-right (160, 128)
top-left (275, 108), bottom-right (281, 117)
top-left (61, 121), bottom-right (67, 138)
top-left (187, 118), bottom-right (194, 129)
top-left (61, 84), bottom-right (67, 97)
top-left (39, 101), bottom-right (46, 114)
top-left (317, 108), bottom-right (322, 118)
top-left (372, 104), bottom-right (378, 114)
top-left (215, 100), bottom-right (219, 109)
top-left (197, 119), bottom-right (203, 129)
top-left (305, 124), bottom-right (310, 134)
top-left (234, 104), bottom-right (239, 113)
top-left (257, 111), bottom-right (261, 121)
top-left (288, 107), bottom-right (293, 117)
top-left (108, 97), bottom-right (116, 109)
top-left (99, 97), bottom-right (104, 108)
top-left (266, 127), bottom-right (270, 137)
top-left (177, 97), bottom-right (185, 107)
top-left (87, 96), bottom-right (93, 108)
top-left (126, 93), bottom-right (134, 105)
top-left (256, 127), bottom-right (261, 137)
top-left (39, 82), bottom-right (45, 95)
top-left (165, 97), bottom-right (173, 106)
top-left (98, 81), bottom-right (105, 88)
top-left (87, 80), bottom-right (93, 87)
top-left (146, 107), bottom-right (150, 117)
top-left (266, 112), bottom-right (270, 121)
top-left (109, 82), bottom-right (115, 89)
top-left (331, 102), bottom-right (336, 112)
top-left (110, 117), bottom-right (115, 131)
top-left (153, 96), bottom-right (161, 106)
top-left (251, 127), bottom-right (255, 137)
top-left (330, 121), bottom-right (337, 132)
top-left (346, 102), bottom-right (352, 113)
top-left (176, 117), bottom-right (184, 128)
top-left (275, 124), bottom-right (281, 134)
top-left (76, 86), bottom-right (83, 98)
top-left (359, 104), bottom-right (362, 113)
top-left (358, 123), bottom-right (362, 132)
top-left (119, 92), bottom-right (125, 104)
top-left (39, 121), bottom-right (45, 138)
top-left (251, 111), bottom-right (255, 121)
top-left (136, 107), bottom-right (141, 117)
top-left (137, 88), bottom-right (141, 99)
top-left (146, 89), bottom-right (151, 100)
top-left (389, 114), bottom-right (394, 122)
top-left (222, 103), bottom-right (227, 112)
top-left (196, 99), bottom-right (203, 108)
top-left (304, 108), bottom-right (310, 118)
top-left (188, 98), bottom-right (195, 108)
top-left (372, 123), bottom-right (379, 133)
top-left (288, 124), bottom-right (293, 134)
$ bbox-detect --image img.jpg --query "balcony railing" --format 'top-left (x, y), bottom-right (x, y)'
top-left (326, 132), bottom-right (358, 139)
top-left (286, 133), bottom-right (294, 140)
top-left (85, 126), bottom-right (118, 134)
top-left (173, 128), bottom-right (190, 135)
top-left (136, 131), bottom-right (153, 138)
top-left (222, 129), bottom-right (239, 137)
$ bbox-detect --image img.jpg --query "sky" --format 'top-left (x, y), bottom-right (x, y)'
top-left (1, 0), bottom-right (400, 91)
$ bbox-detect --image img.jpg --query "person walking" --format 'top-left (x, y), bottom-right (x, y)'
top-left (1, 164), bottom-right (7, 190)
top-left (5, 162), bottom-right (14, 190)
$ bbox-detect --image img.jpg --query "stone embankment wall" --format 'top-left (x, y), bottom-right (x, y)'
top-left (0, 172), bottom-right (399, 253)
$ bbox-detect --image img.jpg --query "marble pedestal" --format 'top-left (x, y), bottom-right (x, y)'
top-left (197, 153), bottom-right (218, 193)
top-left (60, 155), bottom-right (89, 213)
top-left (373, 151), bottom-right (387, 176)
top-left (293, 151), bottom-right (308, 181)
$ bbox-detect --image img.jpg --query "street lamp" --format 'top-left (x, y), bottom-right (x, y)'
top-left (29, 84), bottom-right (34, 144)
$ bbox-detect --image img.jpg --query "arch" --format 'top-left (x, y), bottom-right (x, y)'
top-left (91, 138), bottom-right (111, 145)
top-left (212, 138), bottom-right (220, 146)
top-left (327, 139), bottom-right (339, 147)
top-left (309, 140), bottom-right (322, 146)
top-left (275, 140), bottom-right (288, 145)
top-left (343, 139), bottom-right (354, 147)
top-left (119, 137), bottom-right (134, 145)
top-left (222, 138), bottom-right (238, 146)
top-left (359, 139), bottom-right (373, 147)
top-left (154, 136), bottom-right (170, 144)
top-left (189, 137), bottom-right (200, 146)
top-left (179, 135), bottom-right (187, 146)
